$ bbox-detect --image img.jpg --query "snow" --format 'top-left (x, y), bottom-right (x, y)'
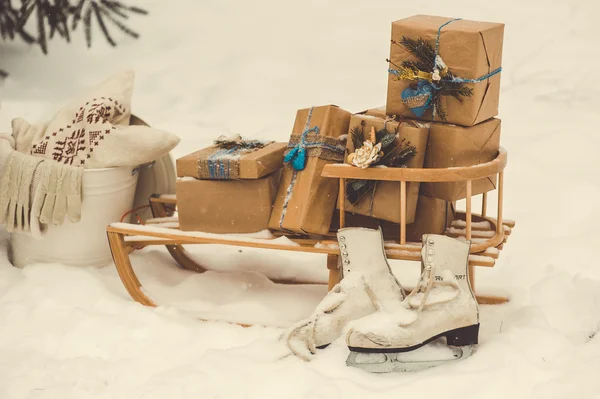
top-left (1, 0), bottom-right (600, 397)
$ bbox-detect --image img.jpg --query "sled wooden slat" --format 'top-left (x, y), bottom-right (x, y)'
top-left (107, 231), bottom-right (156, 307)
top-left (321, 148), bottom-right (507, 182)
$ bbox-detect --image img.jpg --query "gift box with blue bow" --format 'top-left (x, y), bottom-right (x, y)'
top-left (268, 105), bottom-right (351, 235)
top-left (385, 15), bottom-right (504, 127)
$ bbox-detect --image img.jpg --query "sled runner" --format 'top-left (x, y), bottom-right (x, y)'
top-left (106, 147), bottom-right (514, 324)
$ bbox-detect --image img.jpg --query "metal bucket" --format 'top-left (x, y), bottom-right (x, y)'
top-left (9, 165), bottom-right (139, 268)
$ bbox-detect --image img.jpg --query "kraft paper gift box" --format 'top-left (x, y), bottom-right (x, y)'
top-left (386, 15), bottom-right (504, 127)
top-left (421, 117), bottom-right (501, 201)
top-left (341, 114), bottom-right (429, 224)
top-left (176, 140), bottom-right (287, 179)
top-left (176, 171), bottom-right (280, 233)
top-left (175, 136), bottom-right (284, 233)
top-left (331, 195), bottom-right (455, 242)
top-left (404, 195), bottom-right (455, 242)
top-left (268, 105), bottom-right (351, 235)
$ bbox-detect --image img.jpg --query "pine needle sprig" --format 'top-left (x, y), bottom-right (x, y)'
top-left (1, 0), bottom-right (147, 55)
top-left (396, 37), bottom-right (435, 67)
top-left (213, 135), bottom-right (269, 150)
top-left (350, 125), bottom-right (365, 151)
top-left (401, 59), bottom-right (431, 73)
top-left (378, 138), bottom-right (416, 166)
top-left (432, 96), bottom-right (446, 120)
top-left (387, 145), bottom-right (417, 167)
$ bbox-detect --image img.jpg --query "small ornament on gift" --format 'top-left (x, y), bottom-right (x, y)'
top-left (347, 126), bottom-right (384, 169)
top-left (345, 120), bottom-right (417, 205)
top-left (283, 126), bottom-right (319, 171)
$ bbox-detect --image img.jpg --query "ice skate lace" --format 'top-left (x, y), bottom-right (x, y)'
top-left (403, 263), bottom-right (459, 316)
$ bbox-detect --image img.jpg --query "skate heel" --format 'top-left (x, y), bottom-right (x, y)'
top-left (445, 324), bottom-right (479, 346)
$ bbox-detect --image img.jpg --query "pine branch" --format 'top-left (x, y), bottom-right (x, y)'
top-left (47, 0), bottom-right (71, 40)
top-left (387, 145), bottom-right (417, 167)
top-left (15, 1), bottom-right (35, 31)
top-left (398, 36), bottom-right (435, 70)
top-left (36, 0), bottom-right (47, 54)
top-left (83, 2), bottom-right (92, 47)
top-left (350, 125), bottom-right (364, 150)
top-left (100, 0), bottom-right (130, 18)
top-left (97, 4), bottom-right (141, 39)
top-left (1, 0), bottom-right (147, 55)
top-left (378, 138), bottom-right (414, 166)
top-left (432, 95), bottom-right (446, 120)
top-left (439, 82), bottom-right (473, 101)
top-left (102, 0), bottom-right (147, 15)
top-left (71, 0), bottom-right (85, 30)
top-left (92, 2), bottom-right (115, 46)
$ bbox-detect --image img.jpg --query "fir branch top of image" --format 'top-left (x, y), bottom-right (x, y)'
top-left (347, 120), bottom-right (416, 169)
top-left (0, 0), bottom-right (148, 57)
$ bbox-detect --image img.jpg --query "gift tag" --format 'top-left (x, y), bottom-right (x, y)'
top-left (401, 81), bottom-right (434, 117)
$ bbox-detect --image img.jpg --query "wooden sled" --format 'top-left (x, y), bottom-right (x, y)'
top-left (107, 147), bottom-right (514, 325)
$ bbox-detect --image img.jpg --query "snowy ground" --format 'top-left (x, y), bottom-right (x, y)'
top-left (1, 0), bottom-right (600, 398)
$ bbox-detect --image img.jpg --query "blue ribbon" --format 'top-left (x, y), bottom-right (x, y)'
top-left (390, 18), bottom-right (502, 119)
top-left (283, 107), bottom-right (320, 171)
top-left (207, 147), bottom-right (238, 179)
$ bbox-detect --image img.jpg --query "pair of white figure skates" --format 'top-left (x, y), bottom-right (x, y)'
top-left (285, 227), bottom-right (479, 373)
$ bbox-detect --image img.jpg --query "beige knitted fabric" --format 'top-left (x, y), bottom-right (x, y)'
top-left (0, 137), bottom-right (82, 237)
top-left (11, 70), bottom-right (179, 169)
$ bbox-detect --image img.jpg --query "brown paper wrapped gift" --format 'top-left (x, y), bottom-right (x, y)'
top-left (386, 15), bottom-right (504, 127)
top-left (268, 105), bottom-right (351, 235)
top-left (341, 114), bottom-right (429, 224)
top-left (421, 117), bottom-right (501, 201)
top-left (404, 195), bottom-right (454, 242)
top-left (331, 195), bottom-right (454, 242)
top-left (177, 171), bottom-right (280, 233)
top-left (176, 140), bottom-right (287, 179)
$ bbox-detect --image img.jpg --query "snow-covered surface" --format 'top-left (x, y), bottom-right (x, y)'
top-left (1, 0), bottom-right (600, 397)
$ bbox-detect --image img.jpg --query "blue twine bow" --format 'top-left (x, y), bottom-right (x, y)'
top-left (390, 18), bottom-right (502, 119)
top-left (283, 107), bottom-right (320, 171)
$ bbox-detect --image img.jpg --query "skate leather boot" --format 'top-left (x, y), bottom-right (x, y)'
top-left (345, 234), bottom-right (479, 371)
top-left (285, 227), bottom-right (405, 361)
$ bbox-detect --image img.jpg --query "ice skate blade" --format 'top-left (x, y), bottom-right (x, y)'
top-left (346, 345), bottom-right (475, 373)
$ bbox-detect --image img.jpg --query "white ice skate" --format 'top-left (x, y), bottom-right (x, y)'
top-left (345, 234), bottom-right (479, 373)
top-left (285, 227), bottom-right (406, 361)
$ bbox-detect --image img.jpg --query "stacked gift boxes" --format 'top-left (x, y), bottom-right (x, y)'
top-left (386, 14), bottom-right (504, 204)
top-left (175, 138), bottom-right (287, 233)
top-left (174, 14), bottom-right (504, 240)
